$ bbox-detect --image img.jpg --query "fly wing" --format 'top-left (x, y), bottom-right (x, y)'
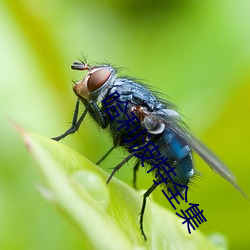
top-left (151, 110), bottom-right (248, 198)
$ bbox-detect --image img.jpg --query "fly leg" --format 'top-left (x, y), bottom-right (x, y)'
top-left (89, 100), bottom-right (108, 129)
top-left (140, 183), bottom-right (157, 240)
top-left (96, 145), bottom-right (116, 165)
top-left (132, 160), bottom-right (140, 189)
top-left (107, 152), bottom-right (134, 184)
top-left (104, 152), bottom-right (140, 188)
top-left (52, 100), bottom-right (89, 141)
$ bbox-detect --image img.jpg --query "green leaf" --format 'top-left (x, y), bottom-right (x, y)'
top-left (19, 128), bottom-right (226, 250)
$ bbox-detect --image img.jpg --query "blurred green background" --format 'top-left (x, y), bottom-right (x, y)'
top-left (0, 0), bottom-right (250, 249)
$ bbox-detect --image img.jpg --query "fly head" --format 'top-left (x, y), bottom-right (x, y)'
top-left (72, 61), bottom-right (116, 101)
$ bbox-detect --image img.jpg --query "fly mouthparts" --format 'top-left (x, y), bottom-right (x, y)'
top-left (71, 61), bottom-right (89, 71)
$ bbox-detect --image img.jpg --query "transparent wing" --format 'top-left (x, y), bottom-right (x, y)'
top-left (150, 110), bottom-right (248, 198)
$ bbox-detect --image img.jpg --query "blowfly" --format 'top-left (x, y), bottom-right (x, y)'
top-left (52, 60), bottom-right (246, 239)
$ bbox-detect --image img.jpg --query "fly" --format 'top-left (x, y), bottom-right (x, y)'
top-left (52, 60), bottom-right (247, 239)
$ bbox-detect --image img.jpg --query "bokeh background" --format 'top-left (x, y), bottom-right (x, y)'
top-left (1, 1), bottom-right (250, 249)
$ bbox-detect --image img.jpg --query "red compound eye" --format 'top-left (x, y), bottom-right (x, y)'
top-left (87, 68), bottom-right (111, 92)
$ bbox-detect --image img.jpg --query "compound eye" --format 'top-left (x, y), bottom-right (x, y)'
top-left (87, 68), bottom-right (111, 92)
